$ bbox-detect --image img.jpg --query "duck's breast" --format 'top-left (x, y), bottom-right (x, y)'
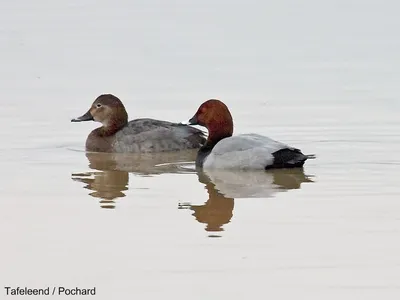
top-left (203, 133), bottom-right (291, 170)
top-left (112, 118), bottom-right (205, 153)
top-left (86, 129), bottom-right (114, 152)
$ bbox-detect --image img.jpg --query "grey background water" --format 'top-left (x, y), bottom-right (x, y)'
top-left (1, 1), bottom-right (400, 299)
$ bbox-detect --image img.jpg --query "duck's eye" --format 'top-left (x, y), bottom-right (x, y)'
top-left (96, 103), bottom-right (102, 108)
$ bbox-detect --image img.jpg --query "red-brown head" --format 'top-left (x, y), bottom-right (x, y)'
top-left (188, 99), bottom-right (233, 143)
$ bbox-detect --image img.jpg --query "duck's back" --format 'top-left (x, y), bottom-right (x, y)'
top-left (113, 118), bottom-right (206, 153)
top-left (203, 133), bottom-right (307, 170)
top-left (212, 134), bottom-right (286, 154)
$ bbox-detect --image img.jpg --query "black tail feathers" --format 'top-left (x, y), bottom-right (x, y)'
top-left (265, 149), bottom-right (315, 170)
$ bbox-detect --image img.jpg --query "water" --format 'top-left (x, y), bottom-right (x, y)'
top-left (1, 1), bottom-right (400, 299)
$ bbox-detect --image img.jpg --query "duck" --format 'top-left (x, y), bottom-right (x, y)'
top-left (71, 94), bottom-right (206, 153)
top-left (185, 99), bottom-right (315, 170)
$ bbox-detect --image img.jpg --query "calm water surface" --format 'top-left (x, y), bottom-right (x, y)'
top-left (1, 1), bottom-right (400, 299)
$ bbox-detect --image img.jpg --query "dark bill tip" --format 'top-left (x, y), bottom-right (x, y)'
top-left (188, 115), bottom-right (198, 125)
top-left (71, 110), bottom-right (94, 122)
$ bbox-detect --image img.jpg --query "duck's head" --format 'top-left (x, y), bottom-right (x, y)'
top-left (71, 94), bottom-right (128, 130)
top-left (188, 99), bottom-right (233, 142)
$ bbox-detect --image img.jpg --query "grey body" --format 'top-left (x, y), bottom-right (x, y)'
top-left (86, 118), bottom-right (206, 153)
top-left (201, 133), bottom-right (310, 170)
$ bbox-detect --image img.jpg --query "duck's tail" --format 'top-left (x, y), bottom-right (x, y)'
top-left (266, 149), bottom-right (314, 170)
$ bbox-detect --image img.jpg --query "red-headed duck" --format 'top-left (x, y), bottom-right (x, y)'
top-left (72, 94), bottom-right (206, 153)
top-left (186, 99), bottom-right (315, 170)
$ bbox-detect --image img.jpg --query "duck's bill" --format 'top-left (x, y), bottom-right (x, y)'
top-left (188, 115), bottom-right (198, 125)
top-left (71, 110), bottom-right (94, 122)
top-left (179, 115), bottom-right (198, 126)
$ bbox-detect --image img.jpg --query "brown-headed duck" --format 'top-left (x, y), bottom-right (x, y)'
top-left (185, 99), bottom-right (315, 170)
top-left (72, 94), bottom-right (206, 153)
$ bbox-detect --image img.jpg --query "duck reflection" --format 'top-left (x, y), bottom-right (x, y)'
top-left (72, 150), bottom-right (198, 208)
top-left (179, 168), bottom-right (313, 235)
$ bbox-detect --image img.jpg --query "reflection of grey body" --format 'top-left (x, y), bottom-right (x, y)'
top-left (72, 151), bottom-right (198, 208)
top-left (203, 168), bottom-right (313, 198)
top-left (179, 168), bottom-right (314, 233)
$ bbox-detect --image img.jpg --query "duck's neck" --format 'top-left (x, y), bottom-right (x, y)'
top-left (206, 124), bottom-right (233, 146)
top-left (98, 117), bottom-right (127, 136)
top-left (196, 143), bottom-right (214, 167)
top-left (196, 128), bottom-right (232, 167)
